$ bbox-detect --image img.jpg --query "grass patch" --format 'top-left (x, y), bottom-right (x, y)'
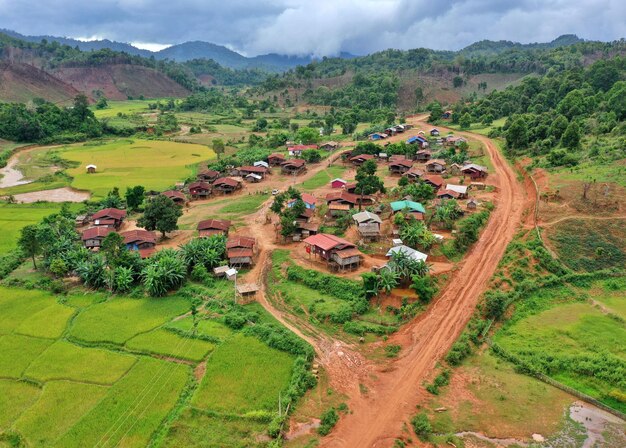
top-left (300, 165), bottom-right (346, 191)
top-left (15, 302), bottom-right (75, 339)
top-left (126, 328), bottom-right (215, 362)
top-left (69, 295), bottom-right (190, 344)
top-left (548, 218), bottom-right (626, 271)
top-left (0, 287), bottom-right (60, 334)
top-left (0, 334), bottom-right (53, 378)
top-left (494, 282), bottom-right (626, 412)
top-left (0, 379), bottom-right (40, 431)
top-left (166, 317), bottom-right (234, 341)
top-left (161, 409), bottom-right (270, 448)
top-left (25, 340), bottom-right (137, 385)
top-left (61, 139), bottom-right (215, 198)
top-left (428, 351), bottom-right (573, 439)
top-left (0, 203), bottom-right (70, 254)
top-left (55, 357), bottom-right (188, 448)
top-left (192, 333), bottom-right (294, 414)
top-left (91, 99), bottom-right (155, 118)
top-left (14, 380), bottom-right (108, 447)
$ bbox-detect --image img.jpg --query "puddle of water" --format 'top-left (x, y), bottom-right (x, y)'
top-left (0, 156), bottom-right (32, 188)
top-left (9, 187), bottom-right (90, 203)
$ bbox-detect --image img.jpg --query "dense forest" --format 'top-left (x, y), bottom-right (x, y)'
top-left (451, 56), bottom-right (626, 167)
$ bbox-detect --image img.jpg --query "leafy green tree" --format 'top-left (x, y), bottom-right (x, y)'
top-left (607, 81), bottom-right (626, 120)
top-left (179, 235), bottom-right (226, 270)
top-left (95, 97), bottom-right (108, 109)
top-left (355, 159), bottom-right (384, 210)
top-left (101, 187), bottom-right (124, 209)
top-left (505, 117), bottom-right (528, 151)
top-left (138, 195), bottom-right (183, 238)
top-left (459, 113), bottom-right (472, 130)
top-left (77, 255), bottom-right (108, 289)
top-left (124, 185), bottom-right (145, 211)
top-left (18, 225), bottom-right (41, 269)
top-left (101, 232), bottom-right (127, 267)
top-left (411, 275), bottom-right (436, 304)
top-left (212, 138), bottom-right (225, 159)
top-left (296, 127), bottom-right (320, 145)
top-left (427, 101), bottom-right (443, 122)
top-left (561, 121), bottom-right (581, 150)
top-left (411, 413), bottom-right (432, 441)
top-left (549, 115), bottom-right (569, 140)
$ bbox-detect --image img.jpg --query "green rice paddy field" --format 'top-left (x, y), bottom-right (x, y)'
top-left (61, 139), bottom-right (215, 198)
top-left (0, 203), bottom-right (78, 254)
top-left (0, 285), bottom-right (296, 447)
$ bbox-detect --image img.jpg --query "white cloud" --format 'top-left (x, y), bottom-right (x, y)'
top-left (131, 42), bottom-right (172, 51)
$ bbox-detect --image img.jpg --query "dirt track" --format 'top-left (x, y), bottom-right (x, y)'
top-left (234, 116), bottom-right (529, 446)
top-left (316, 119), bottom-right (529, 447)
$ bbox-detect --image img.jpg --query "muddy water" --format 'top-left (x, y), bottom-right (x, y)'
top-left (0, 154), bottom-right (32, 188)
top-left (10, 188), bottom-right (90, 203)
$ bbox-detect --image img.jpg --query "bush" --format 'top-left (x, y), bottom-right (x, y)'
top-left (445, 334), bottom-right (473, 366)
top-left (318, 408), bottom-right (339, 436)
top-left (411, 413), bottom-right (432, 440)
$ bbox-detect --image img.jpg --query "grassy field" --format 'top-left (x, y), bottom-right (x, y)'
top-left (91, 99), bottom-right (156, 118)
top-left (61, 139), bottom-right (215, 198)
top-left (192, 333), bottom-right (295, 414)
top-left (494, 281), bottom-right (626, 412)
top-left (547, 218), bottom-right (626, 271)
top-left (69, 295), bottom-right (191, 344)
top-left (0, 284), bottom-right (304, 447)
top-left (427, 351), bottom-right (573, 439)
top-left (0, 203), bottom-right (72, 254)
top-left (178, 193), bottom-right (269, 229)
top-left (300, 165), bottom-right (347, 191)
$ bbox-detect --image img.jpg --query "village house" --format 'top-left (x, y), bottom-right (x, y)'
top-left (389, 158), bottom-right (414, 175)
top-left (226, 236), bottom-right (256, 267)
top-left (390, 200), bottom-right (426, 221)
top-left (319, 141), bottom-right (339, 151)
top-left (268, 153), bottom-right (286, 166)
top-left (288, 193), bottom-right (317, 209)
top-left (425, 159), bottom-right (447, 173)
top-left (197, 219), bottom-right (231, 237)
top-left (280, 159), bottom-right (307, 175)
top-left (331, 178), bottom-right (348, 189)
top-left (294, 222), bottom-right (319, 240)
top-left (352, 211), bottom-right (382, 240)
top-left (120, 230), bottom-right (157, 258)
top-left (162, 190), bottom-right (187, 205)
top-left (404, 167), bottom-right (425, 182)
top-left (303, 233), bottom-right (363, 271)
top-left (470, 181), bottom-right (486, 190)
top-left (422, 174), bottom-right (445, 190)
top-left (350, 154), bottom-right (375, 166)
top-left (197, 169), bottom-right (220, 182)
top-left (245, 173), bottom-right (263, 183)
top-left (407, 135), bottom-right (429, 148)
top-left (442, 110), bottom-right (453, 119)
top-left (91, 208), bottom-right (126, 229)
top-left (235, 165), bottom-right (269, 179)
top-left (445, 184), bottom-right (469, 199)
top-left (437, 189), bottom-right (461, 200)
top-left (326, 191), bottom-right (374, 209)
top-left (212, 177), bottom-right (242, 194)
top-left (386, 245), bottom-right (428, 263)
top-left (188, 181), bottom-right (212, 199)
top-left (345, 182), bottom-right (358, 194)
top-left (446, 136), bottom-right (467, 147)
top-left (448, 163), bottom-right (463, 176)
top-left (288, 144), bottom-right (317, 156)
top-left (368, 132), bottom-right (387, 141)
top-left (254, 161), bottom-right (270, 169)
top-left (384, 127), bottom-right (397, 136)
top-left (86, 164), bottom-right (97, 174)
top-left (467, 198), bottom-right (480, 210)
top-left (430, 128), bottom-right (440, 136)
top-left (81, 227), bottom-right (115, 249)
top-left (461, 163), bottom-right (488, 179)
top-left (415, 150), bottom-right (432, 162)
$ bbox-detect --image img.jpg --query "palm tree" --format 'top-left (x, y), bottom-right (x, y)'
top-left (378, 269), bottom-right (399, 296)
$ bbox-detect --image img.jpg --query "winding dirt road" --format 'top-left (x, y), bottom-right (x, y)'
top-left (319, 120), bottom-right (529, 447)
top-left (236, 116), bottom-right (529, 446)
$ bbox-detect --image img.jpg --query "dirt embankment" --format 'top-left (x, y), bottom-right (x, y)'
top-left (0, 61), bottom-right (79, 104)
top-left (52, 64), bottom-right (190, 100)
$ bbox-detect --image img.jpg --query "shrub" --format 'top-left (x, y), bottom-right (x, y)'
top-left (318, 408), bottom-right (339, 436)
top-left (445, 334), bottom-right (473, 366)
top-left (411, 413), bottom-right (432, 441)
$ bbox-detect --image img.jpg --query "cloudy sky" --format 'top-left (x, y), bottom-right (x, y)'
top-left (0, 0), bottom-right (624, 56)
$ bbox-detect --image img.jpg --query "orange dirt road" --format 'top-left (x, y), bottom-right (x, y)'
top-left (320, 119), bottom-right (529, 447)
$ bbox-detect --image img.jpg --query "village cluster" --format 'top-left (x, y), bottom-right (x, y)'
top-left (77, 124), bottom-right (490, 291)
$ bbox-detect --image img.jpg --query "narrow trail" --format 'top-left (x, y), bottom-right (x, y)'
top-left (320, 118), bottom-right (530, 447)
top-left (540, 214), bottom-right (626, 227)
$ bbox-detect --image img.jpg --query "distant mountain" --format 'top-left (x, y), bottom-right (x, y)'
top-left (460, 34), bottom-right (584, 56)
top-left (0, 29), bottom-right (358, 72)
